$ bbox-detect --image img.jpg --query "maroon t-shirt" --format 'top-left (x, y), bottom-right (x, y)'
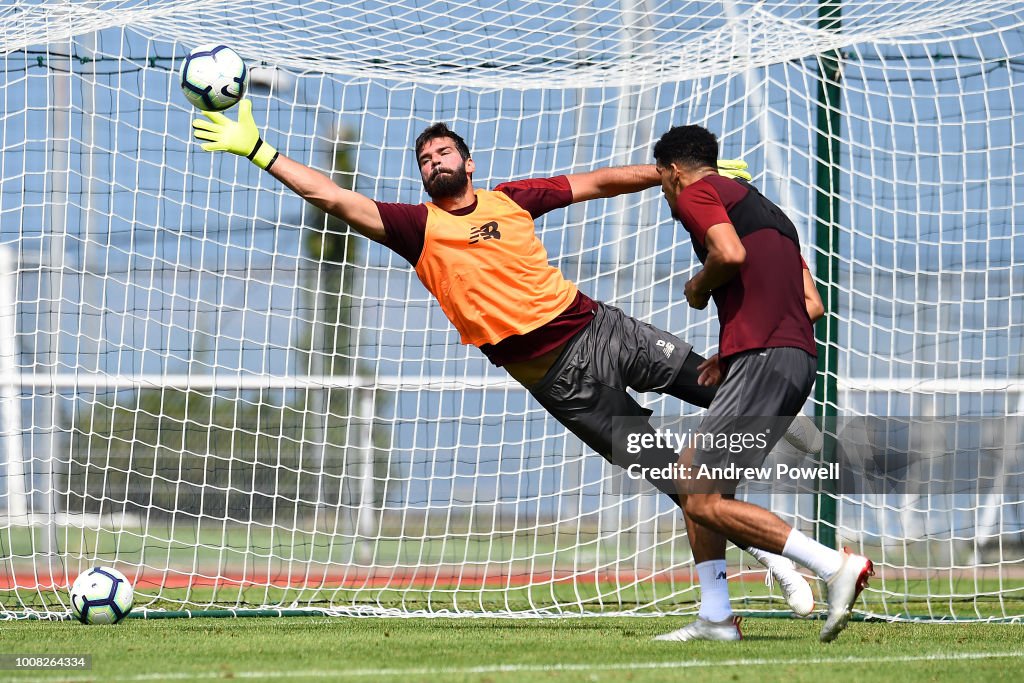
top-left (676, 175), bottom-right (816, 360)
top-left (375, 176), bottom-right (597, 366)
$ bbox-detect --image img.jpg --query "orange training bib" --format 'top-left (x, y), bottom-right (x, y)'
top-left (414, 190), bottom-right (578, 346)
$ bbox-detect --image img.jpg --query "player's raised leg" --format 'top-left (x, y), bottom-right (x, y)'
top-left (780, 529), bottom-right (874, 642)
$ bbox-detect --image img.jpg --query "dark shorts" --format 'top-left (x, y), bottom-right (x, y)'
top-left (691, 346), bottom-right (817, 476)
top-left (527, 302), bottom-right (714, 496)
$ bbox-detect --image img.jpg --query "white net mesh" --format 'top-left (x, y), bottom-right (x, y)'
top-left (0, 0), bottom-right (1021, 619)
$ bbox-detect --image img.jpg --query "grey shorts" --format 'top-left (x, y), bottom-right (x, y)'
top-left (528, 302), bottom-right (712, 494)
top-left (692, 346), bottom-right (817, 473)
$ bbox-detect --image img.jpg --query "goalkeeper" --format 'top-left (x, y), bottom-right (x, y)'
top-left (191, 100), bottom-right (823, 618)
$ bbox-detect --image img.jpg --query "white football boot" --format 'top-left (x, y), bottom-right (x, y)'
top-left (654, 616), bottom-right (743, 642)
top-left (765, 556), bottom-right (815, 617)
top-left (820, 549), bottom-right (874, 642)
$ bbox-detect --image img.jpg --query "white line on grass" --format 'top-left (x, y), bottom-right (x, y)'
top-left (8, 650), bottom-right (1023, 682)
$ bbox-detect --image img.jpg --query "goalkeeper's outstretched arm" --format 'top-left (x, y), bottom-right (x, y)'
top-left (566, 160), bottom-right (752, 203)
top-left (268, 155), bottom-right (385, 243)
top-left (191, 99), bottom-right (385, 243)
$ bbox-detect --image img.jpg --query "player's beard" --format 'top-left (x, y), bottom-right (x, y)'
top-left (424, 164), bottom-right (470, 201)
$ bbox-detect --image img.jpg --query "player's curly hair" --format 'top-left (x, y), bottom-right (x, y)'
top-left (653, 125), bottom-right (718, 170)
top-left (415, 123), bottom-right (472, 161)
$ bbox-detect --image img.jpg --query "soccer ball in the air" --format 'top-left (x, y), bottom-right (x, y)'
top-left (69, 566), bottom-right (134, 624)
top-left (180, 44), bottom-right (248, 111)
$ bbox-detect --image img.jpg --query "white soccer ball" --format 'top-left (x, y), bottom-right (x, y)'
top-left (69, 566), bottom-right (134, 625)
top-left (179, 44), bottom-right (248, 111)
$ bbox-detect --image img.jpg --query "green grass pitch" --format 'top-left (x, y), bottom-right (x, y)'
top-left (0, 616), bottom-right (1022, 682)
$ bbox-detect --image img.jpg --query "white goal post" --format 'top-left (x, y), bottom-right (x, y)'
top-left (0, 0), bottom-right (1022, 621)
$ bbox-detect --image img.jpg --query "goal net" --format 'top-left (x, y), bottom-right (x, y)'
top-left (1, 0), bottom-right (1021, 621)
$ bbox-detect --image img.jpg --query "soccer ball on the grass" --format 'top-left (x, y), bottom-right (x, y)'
top-left (180, 44), bottom-right (248, 111)
top-left (69, 566), bottom-right (134, 625)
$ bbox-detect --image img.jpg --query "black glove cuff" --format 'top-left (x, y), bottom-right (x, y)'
top-left (247, 138), bottom-right (265, 162)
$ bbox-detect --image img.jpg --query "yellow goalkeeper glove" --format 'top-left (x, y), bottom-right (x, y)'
top-left (717, 158), bottom-right (752, 181)
top-left (191, 99), bottom-right (279, 171)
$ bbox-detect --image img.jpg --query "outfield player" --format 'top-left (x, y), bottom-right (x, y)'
top-left (190, 101), bottom-right (820, 617)
top-left (651, 124), bottom-right (873, 643)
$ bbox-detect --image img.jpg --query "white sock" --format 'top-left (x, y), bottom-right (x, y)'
top-left (695, 559), bottom-right (731, 622)
top-left (781, 528), bottom-right (843, 580)
top-left (744, 546), bottom-right (795, 573)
